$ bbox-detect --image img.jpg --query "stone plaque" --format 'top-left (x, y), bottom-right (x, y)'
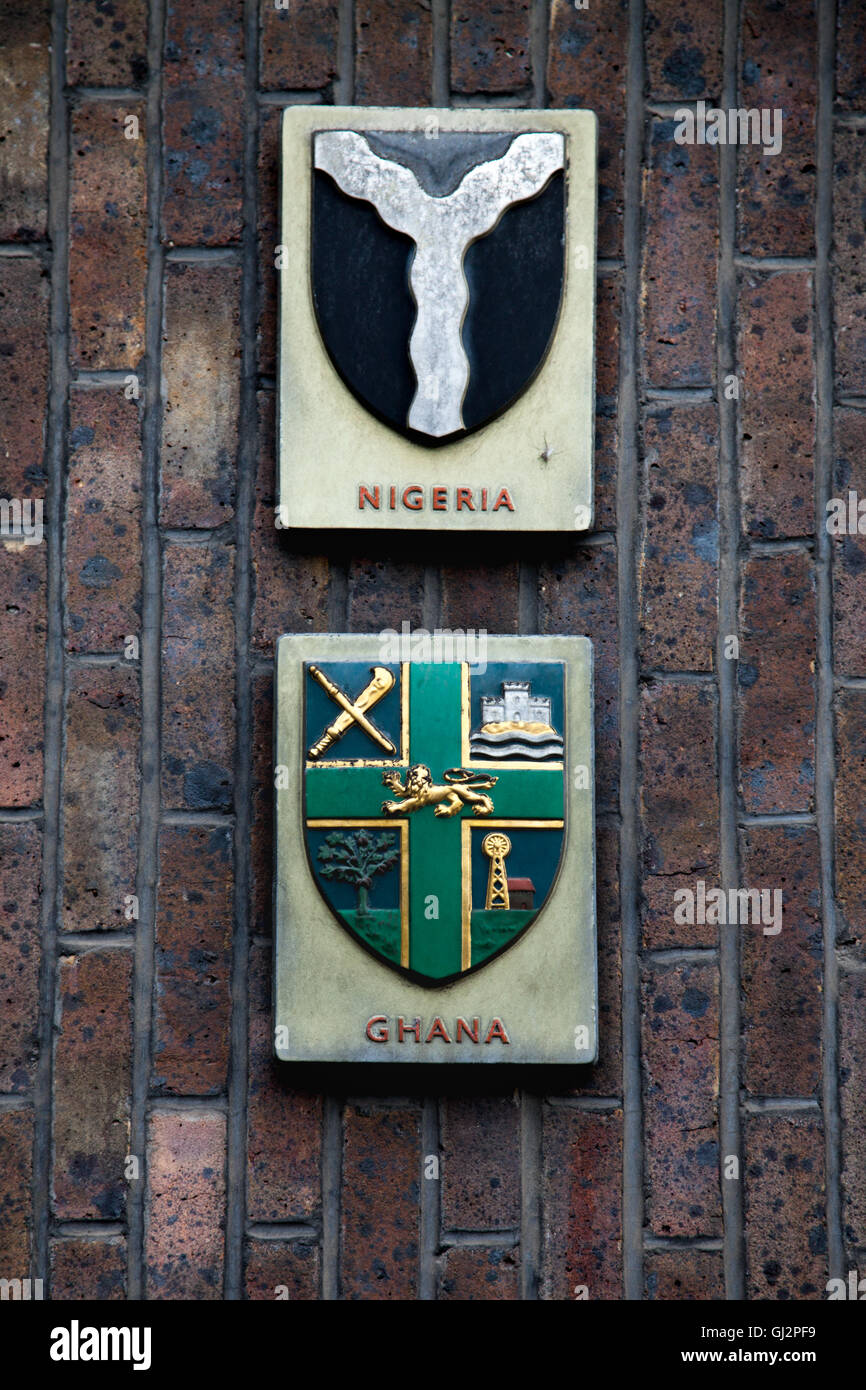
top-left (274, 634), bottom-right (596, 1064)
top-left (278, 107), bottom-right (597, 532)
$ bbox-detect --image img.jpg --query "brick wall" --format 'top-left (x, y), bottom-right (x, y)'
top-left (0, 0), bottom-right (864, 1301)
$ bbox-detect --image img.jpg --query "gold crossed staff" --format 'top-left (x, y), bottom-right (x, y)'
top-left (307, 664), bottom-right (397, 759)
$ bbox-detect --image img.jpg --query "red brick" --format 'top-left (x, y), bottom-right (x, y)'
top-left (260, 0), bottom-right (339, 90)
top-left (739, 553), bottom-right (816, 815)
top-left (0, 3), bottom-right (50, 240)
top-left (244, 1239), bottom-right (320, 1300)
top-left (250, 671), bottom-right (274, 937)
top-left (162, 0), bottom-right (244, 245)
top-left (355, 1), bottom-right (433, 106)
top-left (346, 552), bottom-right (426, 632)
top-left (594, 273), bottom-right (620, 531)
top-left (836, 0), bottom-right (866, 111)
top-left (63, 665), bottom-right (139, 933)
top-left (441, 555), bottom-right (519, 633)
top-left (247, 941), bottom-right (321, 1220)
top-left (67, 0), bottom-right (148, 87)
top-left (0, 544), bottom-right (46, 806)
top-left (252, 392), bottom-right (329, 656)
top-left (640, 682), bottom-right (719, 949)
top-left (839, 970), bottom-right (866, 1252)
top-left (341, 1104), bottom-right (420, 1299)
top-left (257, 109), bottom-right (280, 377)
top-left (0, 823), bottom-right (40, 1093)
top-left (0, 258), bottom-right (49, 499)
top-left (834, 129), bottom-right (866, 396)
top-left (645, 1248), bottom-right (725, 1299)
top-left (741, 825), bottom-right (822, 1098)
top-left (53, 949), bottom-right (133, 1220)
top-left (588, 824), bottom-right (622, 1099)
top-left (832, 410), bottom-right (866, 676)
top-left (643, 962), bottom-right (721, 1238)
top-left (547, 0), bottom-right (628, 258)
top-left (739, 272), bottom-right (814, 540)
top-left (160, 263), bottom-right (239, 528)
top-left (744, 1113), bottom-right (826, 1299)
top-left (162, 544), bottom-right (235, 811)
top-left (440, 1096), bottom-right (520, 1231)
top-left (643, 123), bottom-right (718, 388)
top-left (539, 543), bottom-right (618, 816)
top-left (0, 1109), bottom-right (33, 1271)
top-left (69, 103), bottom-right (147, 369)
top-left (50, 1238), bottom-right (127, 1300)
top-left (439, 1245), bottom-right (519, 1299)
top-left (153, 824), bottom-right (233, 1096)
top-left (645, 0), bottom-right (722, 100)
top-left (450, 2), bottom-right (531, 94)
top-left (640, 405), bottom-right (718, 671)
top-left (146, 1109), bottom-right (226, 1299)
top-left (66, 391), bottom-right (142, 653)
top-left (541, 1106), bottom-right (622, 1299)
top-left (737, 0), bottom-right (816, 256)
top-left (836, 690), bottom-right (866, 948)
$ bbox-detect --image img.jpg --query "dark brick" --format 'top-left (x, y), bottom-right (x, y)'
top-left (341, 1104), bottom-right (420, 1299)
top-left (547, 0), bottom-right (628, 258)
top-left (162, 0), bottom-right (244, 245)
top-left (161, 544), bottom-right (235, 811)
top-left (251, 392), bottom-right (329, 656)
top-left (643, 123), bottom-right (718, 388)
top-left (641, 683), bottom-right (719, 949)
top-left (153, 824), bottom-right (233, 1096)
top-left (260, 0), bottom-right (339, 90)
top-left (346, 553), bottom-right (426, 631)
top-left (440, 1096), bottom-right (520, 1230)
top-left (832, 410), bottom-right (866, 676)
top-left (441, 555), bottom-right (519, 633)
top-left (840, 971), bottom-right (866, 1253)
top-left (160, 263), bottom-right (239, 528)
top-left (50, 1238), bottom-right (127, 1300)
top-left (439, 1245), bottom-right (519, 1300)
top-left (244, 1240), bottom-right (320, 1300)
top-left (645, 0), bottom-right (722, 99)
top-left (643, 961), bottom-right (721, 1238)
top-left (53, 949), bottom-right (133, 1220)
top-left (0, 544), bottom-right (46, 806)
top-left (0, 3), bottom-right (50, 240)
top-left (837, 0), bottom-right (866, 111)
top-left (67, 0), bottom-right (148, 87)
top-left (247, 941), bottom-right (321, 1221)
top-left (737, 0), bottom-right (816, 256)
top-left (63, 665), bottom-right (139, 933)
top-left (836, 690), bottom-right (866, 949)
top-left (834, 129), bottom-right (866, 395)
top-left (739, 272), bottom-right (814, 540)
top-left (451, 2), bottom-right (531, 94)
top-left (0, 824), bottom-right (40, 1094)
top-left (539, 543), bottom-right (618, 816)
top-left (355, 1), bottom-right (433, 106)
top-left (541, 1106), bottom-right (622, 1299)
top-left (0, 1109), bottom-right (33, 1272)
top-left (744, 1113), bottom-right (826, 1300)
top-left (594, 272), bottom-right (620, 531)
top-left (645, 1248), bottom-right (725, 1300)
top-left (739, 553), bottom-right (816, 815)
top-left (741, 825), bottom-right (822, 1098)
top-left (640, 405), bottom-right (718, 671)
top-left (146, 1110), bottom-right (226, 1299)
top-left (0, 258), bottom-right (49, 499)
top-left (66, 391), bottom-right (142, 653)
top-left (250, 671), bottom-right (274, 938)
top-left (257, 108), bottom-right (280, 377)
top-left (69, 103), bottom-right (147, 369)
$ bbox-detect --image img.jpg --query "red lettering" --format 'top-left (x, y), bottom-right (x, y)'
top-left (492, 488), bottom-right (515, 512)
top-left (425, 1017), bottom-right (452, 1043)
top-left (358, 485), bottom-right (380, 510)
top-left (484, 1018), bottom-right (511, 1045)
top-left (456, 488), bottom-right (475, 512)
top-left (432, 486), bottom-right (447, 511)
top-left (456, 1017), bottom-right (480, 1044)
top-left (366, 1015), bottom-right (389, 1042)
top-left (389, 485), bottom-right (396, 510)
top-left (481, 488), bottom-right (488, 511)
top-left (402, 486), bottom-right (423, 510)
top-left (398, 1016), bottom-right (421, 1042)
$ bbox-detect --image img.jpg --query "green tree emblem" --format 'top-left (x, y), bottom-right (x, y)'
top-left (316, 829), bottom-right (400, 918)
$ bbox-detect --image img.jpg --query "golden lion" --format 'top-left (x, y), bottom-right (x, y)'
top-left (381, 764), bottom-right (497, 818)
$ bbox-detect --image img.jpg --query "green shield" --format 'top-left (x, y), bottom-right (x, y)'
top-left (303, 659), bottom-right (566, 986)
